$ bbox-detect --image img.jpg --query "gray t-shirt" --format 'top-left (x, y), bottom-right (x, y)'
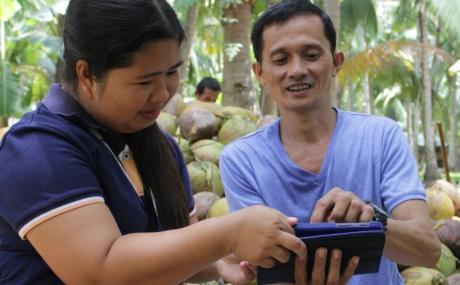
top-left (220, 108), bottom-right (425, 285)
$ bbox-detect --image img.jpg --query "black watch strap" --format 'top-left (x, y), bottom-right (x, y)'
top-left (366, 201), bottom-right (388, 229)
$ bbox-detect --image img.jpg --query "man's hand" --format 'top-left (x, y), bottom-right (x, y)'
top-left (310, 188), bottom-right (374, 223)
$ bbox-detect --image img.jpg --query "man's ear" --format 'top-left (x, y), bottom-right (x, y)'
top-left (75, 60), bottom-right (96, 98)
top-left (252, 62), bottom-right (265, 86)
top-left (332, 51), bottom-right (344, 77)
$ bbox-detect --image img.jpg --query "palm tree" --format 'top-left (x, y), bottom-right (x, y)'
top-left (221, 0), bottom-right (255, 109)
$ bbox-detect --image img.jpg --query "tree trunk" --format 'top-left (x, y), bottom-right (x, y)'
top-left (419, 4), bottom-right (441, 182)
top-left (259, 0), bottom-right (279, 115)
top-left (448, 75), bottom-right (458, 170)
top-left (323, 0), bottom-right (340, 107)
top-left (177, 2), bottom-right (199, 97)
top-left (413, 100), bottom-right (421, 163)
top-left (221, 2), bottom-right (254, 109)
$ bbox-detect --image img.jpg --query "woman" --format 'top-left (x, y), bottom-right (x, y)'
top-left (0, 0), bottom-right (306, 284)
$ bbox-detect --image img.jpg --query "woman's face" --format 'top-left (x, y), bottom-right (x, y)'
top-left (81, 39), bottom-right (181, 133)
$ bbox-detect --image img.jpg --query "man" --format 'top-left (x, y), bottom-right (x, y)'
top-left (219, 1), bottom-right (441, 284)
top-left (195, 77), bottom-right (221, 102)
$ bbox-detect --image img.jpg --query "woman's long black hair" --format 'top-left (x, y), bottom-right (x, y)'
top-left (62, 0), bottom-right (188, 230)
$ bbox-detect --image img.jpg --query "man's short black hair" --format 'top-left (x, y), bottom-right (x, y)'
top-left (196, 77), bottom-right (221, 94)
top-left (251, 0), bottom-right (336, 63)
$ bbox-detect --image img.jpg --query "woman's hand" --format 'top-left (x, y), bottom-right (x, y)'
top-left (215, 254), bottom-right (256, 285)
top-left (227, 205), bottom-right (306, 268)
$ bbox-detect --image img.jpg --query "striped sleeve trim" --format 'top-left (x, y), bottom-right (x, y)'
top-left (19, 196), bottom-right (105, 240)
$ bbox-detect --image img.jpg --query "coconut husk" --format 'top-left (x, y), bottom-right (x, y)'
top-left (426, 187), bottom-right (455, 221)
top-left (436, 219), bottom-right (460, 261)
top-left (194, 192), bottom-right (220, 221)
top-left (426, 180), bottom-right (460, 213)
top-left (191, 139), bottom-right (224, 166)
top-left (186, 161), bottom-right (224, 197)
top-left (218, 117), bottom-right (257, 145)
top-left (401, 267), bottom-right (447, 285)
top-left (174, 137), bottom-right (194, 164)
top-left (163, 95), bottom-right (186, 117)
top-left (221, 106), bottom-right (259, 122)
top-left (156, 112), bottom-right (177, 136)
top-left (178, 108), bottom-right (219, 143)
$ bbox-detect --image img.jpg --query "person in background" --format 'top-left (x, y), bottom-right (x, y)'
top-left (0, 1), bottom-right (307, 284)
top-left (195, 77), bottom-right (221, 103)
top-left (220, 0), bottom-right (441, 284)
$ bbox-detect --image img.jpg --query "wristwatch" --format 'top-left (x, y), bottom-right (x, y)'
top-left (366, 201), bottom-right (388, 229)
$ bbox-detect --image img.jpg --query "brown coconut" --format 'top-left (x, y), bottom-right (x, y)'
top-left (186, 161), bottom-right (224, 197)
top-left (221, 106), bottom-right (259, 122)
top-left (435, 218), bottom-right (460, 260)
top-left (426, 180), bottom-right (460, 213)
top-left (178, 108), bottom-right (219, 143)
top-left (191, 139), bottom-right (224, 166)
top-left (194, 192), bottom-right (220, 221)
top-left (218, 117), bottom-right (257, 145)
top-left (156, 112), bottom-right (177, 136)
top-left (207, 198), bottom-right (229, 218)
top-left (401, 267), bottom-right (447, 285)
top-left (163, 95), bottom-right (186, 117)
top-left (426, 187), bottom-right (455, 221)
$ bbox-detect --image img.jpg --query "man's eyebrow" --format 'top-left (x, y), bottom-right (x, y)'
top-left (269, 44), bottom-right (323, 56)
top-left (137, 61), bottom-right (183, 80)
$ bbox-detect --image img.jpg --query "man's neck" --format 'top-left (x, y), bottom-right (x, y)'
top-left (279, 107), bottom-right (337, 145)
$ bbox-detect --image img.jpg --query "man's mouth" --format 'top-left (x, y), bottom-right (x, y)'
top-left (286, 82), bottom-right (313, 92)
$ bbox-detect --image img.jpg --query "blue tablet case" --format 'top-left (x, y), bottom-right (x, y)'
top-left (257, 221), bottom-right (386, 284)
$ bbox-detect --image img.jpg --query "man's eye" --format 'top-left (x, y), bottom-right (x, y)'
top-left (138, 80), bottom-right (153, 86)
top-left (305, 53), bottom-right (319, 60)
top-left (272, 58), bottom-right (286, 65)
top-left (166, 69), bottom-right (178, 76)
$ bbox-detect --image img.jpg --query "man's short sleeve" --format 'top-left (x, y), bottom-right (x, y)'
top-left (220, 144), bottom-right (265, 212)
top-left (380, 122), bottom-right (426, 214)
top-left (0, 126), bottom-right (104, 239)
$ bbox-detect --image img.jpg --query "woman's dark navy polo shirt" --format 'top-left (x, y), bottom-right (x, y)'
top-left (0, 84), bottom-right (195, 284)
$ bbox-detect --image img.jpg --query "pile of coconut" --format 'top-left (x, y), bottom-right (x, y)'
top-left (158, 96), bottom-right (277, 224)
top-left (401, 179), bottom-right (460, 284)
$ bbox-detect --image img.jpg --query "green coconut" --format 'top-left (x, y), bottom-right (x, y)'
top-left (218, 117), bottom-right (257, 145)
top-left (156, 112), bottom-right (177, 136)
top-left (401, 267), bottom-right (447, 285)
top-left (163, 95), bottom-right (186, 117)
top-left (207, 198), bottom-right (229, 218)
top-left (427, 180), bottom-right (460, 213)
top-left (221, 106), bottom-right (259, 122)
top-left (426, 187), bottom-right (455, 221)
top-left (186, 161), bottom-right (224, 197)
top-left (178, 108), bottom-right (219, 143)
top-left (174, 137), bottom-right (194, 164)
top-left (193, 191), bottom-right (220, 221)
top-left (436, 244), bottom-right (457, 277)
top-left (191, 139), bottom-right (224, 166)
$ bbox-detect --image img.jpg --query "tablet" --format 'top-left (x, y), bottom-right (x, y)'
top-left (257, 221), bottom-right (386, 285)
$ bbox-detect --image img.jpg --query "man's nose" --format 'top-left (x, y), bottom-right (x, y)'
top-left (288, 57), bottom-right (307, 80)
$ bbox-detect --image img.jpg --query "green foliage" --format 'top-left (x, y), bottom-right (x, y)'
top-left (0, 63), bottom-right (22, 117)
top-left (0, 0), bottom-right (21, 22)
top-left (341, 0), bottom-right (378, 41)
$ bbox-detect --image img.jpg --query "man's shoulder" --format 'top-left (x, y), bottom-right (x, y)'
top-left (339, 109), bottom-right (400, 131)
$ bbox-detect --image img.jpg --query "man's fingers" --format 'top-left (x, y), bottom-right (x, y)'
top-left (310, 196), bottom-right (335, 223)
top-left (343, 199), bottom-right (364, 222)
top-left (340, 256), bottom-right (359, 285)
top-left (310, 248), bottom-right (327, 285)
top-left (294, 251), bottom-right (308, 285)
top-left (326, 249), bottom-right (342, 284)
top-left (359, 205), bottom-right (375, 222)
